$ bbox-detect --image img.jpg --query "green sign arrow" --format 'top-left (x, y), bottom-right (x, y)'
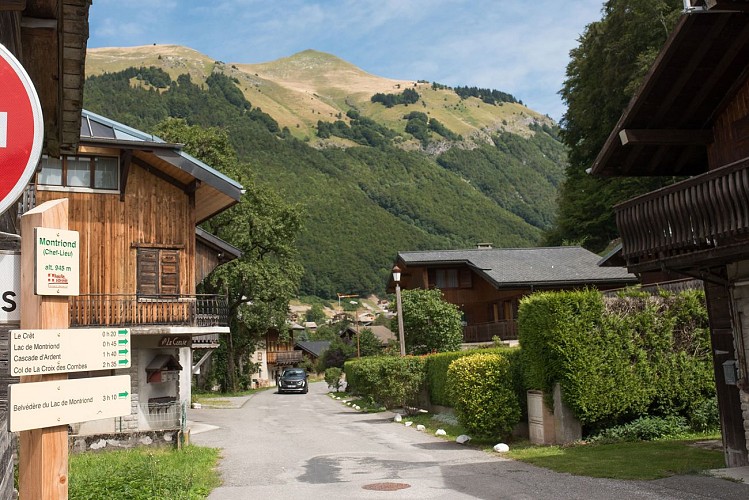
top-left (118, 339), bottom-right (128, 345)
top-left (118, 349), bottom-right (129, 355)
top-left (118, 391), bottom-right (129, 398)
top-left (118, 359), bottom-right (128, 365)
top-left (118, 329), bottom-right (128, 335)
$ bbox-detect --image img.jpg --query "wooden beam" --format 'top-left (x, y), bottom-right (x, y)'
top-left (119, 149), bottom-right (132, 202)
top-left (704, 0), bottom-right (749, 11)
top-left (618, 128), bottom-right (714, 146)
top-left (19, 198), bottom-right (70, 500)
top-left (131, 156), bottom-right (191, 193)
top-left (0, 1), bottom-right (25, 11)
top-left (20, 16), bottom-right (56, 29)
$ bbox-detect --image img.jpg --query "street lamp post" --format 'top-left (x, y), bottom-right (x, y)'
top-left (350, 300), bottom-right (360, 357)
top-left (393, 266), bottom-right (406, 356)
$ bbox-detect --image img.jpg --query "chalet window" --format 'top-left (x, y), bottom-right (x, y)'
top-left (137, 248), bottom-right (180, 297)
top-left (38, 155), bottom-right (119, 191)
top-left (429, 268), bottom-right (472, 289)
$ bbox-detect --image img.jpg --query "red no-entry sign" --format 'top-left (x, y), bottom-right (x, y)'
top-left (0, 42), bottom-right (43, 217)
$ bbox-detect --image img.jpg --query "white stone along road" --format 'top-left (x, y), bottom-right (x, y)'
top-left (188, 381), bottom-right (749, 499)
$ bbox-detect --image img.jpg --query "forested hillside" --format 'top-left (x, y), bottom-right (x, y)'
top-left (84, 51), bottom-right (566, 298)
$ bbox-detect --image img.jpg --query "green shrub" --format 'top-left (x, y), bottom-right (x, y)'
top-left (518, 288), bottom-right (713, 428)
top-left (424, 351), bottom-right (472, 406)
top-left (687, 396), bottom-right (720, 432)
top-left (424, 347), bottom-right (526, 413)
top-left (589, 415), bottom-right (690, 444)
top-left (344, 356), bottom-right (426, 410)
top-left (324, 367), bottom-right (343, 391)
top-left (447, 353), bottom-right (521, 439)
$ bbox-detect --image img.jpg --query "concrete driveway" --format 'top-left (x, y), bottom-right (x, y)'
top-left (188, 381), bottom-right (749, 499)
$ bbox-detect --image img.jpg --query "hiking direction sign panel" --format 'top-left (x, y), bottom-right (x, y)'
top-left (0, 42), bottom-right (44, 216)
top-left (10, 328), bottom-right (131, 376)
top-left (9, 375), bottom-right (131, 432)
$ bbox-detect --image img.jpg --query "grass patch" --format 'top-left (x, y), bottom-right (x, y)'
top-left (394, 412), bottom-right (725, 480)
top-left (69, 445), bottom-right (220, 499)
top-left (506, 439), bottom-right (725, 480)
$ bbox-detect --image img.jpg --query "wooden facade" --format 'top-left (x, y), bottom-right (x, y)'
top-left (36, 150), bottom-right (196, 297)
top-left (591, 6), bottom-right (749, 467)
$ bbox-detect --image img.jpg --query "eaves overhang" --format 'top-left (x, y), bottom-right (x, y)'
top-left (591, 9), bottom-right (749, 177)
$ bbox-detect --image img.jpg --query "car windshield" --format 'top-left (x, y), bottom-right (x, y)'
top-left (284, 369), bottom-right (304, 377)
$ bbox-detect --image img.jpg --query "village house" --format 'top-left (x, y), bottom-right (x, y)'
top-left (389, 246), bottom-right (638, 344)
top-left (22, 109), bottom-right (243, 448)
top-left (251, 323), bottom-right (305, 386)
top-left (589, 1), bottom-right (749, 467)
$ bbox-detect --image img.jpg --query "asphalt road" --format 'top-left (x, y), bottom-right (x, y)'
top-left (188, 382), bottom-right (749, 499)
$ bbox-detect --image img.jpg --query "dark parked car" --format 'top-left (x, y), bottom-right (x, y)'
top-left (277, 368), bottom-right (308, 394)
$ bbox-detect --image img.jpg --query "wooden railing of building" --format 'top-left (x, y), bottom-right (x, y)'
top-left (463, 320), bottom-right (518, 343)
top-left (267, 351), bottom-right (304, 365)
top-left (616, 157), bottom-right (749, 263)
top-left (69, 294), bottom-right (229, 327)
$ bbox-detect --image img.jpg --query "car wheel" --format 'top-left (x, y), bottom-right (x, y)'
top-left (303, 387), bottom-right (308, 394)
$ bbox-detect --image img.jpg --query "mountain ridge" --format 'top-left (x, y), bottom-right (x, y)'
top-left (86, 45), bottom-right (554, 144)
top-left (83, 44), bottom-right (567, 297)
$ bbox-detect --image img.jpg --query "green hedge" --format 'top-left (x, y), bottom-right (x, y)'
top-left (344, 356), bottom-right (426, 409)
top-left (519, 288), bottom-right (713, 428)
top-left (447, 353), bottom-right (522, 438)
top-left (424, 347), bottom-right (525, 412)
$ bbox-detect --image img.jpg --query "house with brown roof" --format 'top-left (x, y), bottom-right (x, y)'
top-left (589, 1), bottom-right (749, 467)
top-left (389, 246), bottom-right (637, 344)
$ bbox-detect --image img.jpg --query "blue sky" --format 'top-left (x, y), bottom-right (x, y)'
top-left (88, 0), bottom-right (604, 122)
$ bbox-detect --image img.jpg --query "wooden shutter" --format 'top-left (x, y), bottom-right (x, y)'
top-left (137, 248), bottom-right (181, 296)
top-left (160, 250), bottom-right (180, 296)
top-left (137, 248), bottom-right (159, 296)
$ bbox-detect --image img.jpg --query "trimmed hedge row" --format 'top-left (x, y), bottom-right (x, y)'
top-left (344, 356), bottom-right (426, 410)
top-left (519, 288), bottom-right (713, 428)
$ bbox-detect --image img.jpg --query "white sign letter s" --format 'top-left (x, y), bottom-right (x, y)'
top-left (0, 112), bottom-right (6, 148)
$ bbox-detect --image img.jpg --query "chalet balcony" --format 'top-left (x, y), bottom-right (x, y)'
top-left (615, 157), bottom-right (749, 272)
top-left (463, 320), bottom-right (518, 343)
top-left (69, 294), bottom-right (229, 328)
top-left (267, 350), bottom-right (304, 365)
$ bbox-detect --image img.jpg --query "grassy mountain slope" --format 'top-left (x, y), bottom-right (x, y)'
top-left (87, 46), bottom-right (550, 141)
top-left (84, 46), bottom-right (566, 297)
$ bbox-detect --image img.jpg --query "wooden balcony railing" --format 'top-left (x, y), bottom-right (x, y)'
top-left (69, 294), bottom-right (229, 328)
top-left (616, 157), bottom-right (749, 265)
top-left (266, 350), bottom-right (303, 365)
top-left (463, 320), bottom-right (518, 343)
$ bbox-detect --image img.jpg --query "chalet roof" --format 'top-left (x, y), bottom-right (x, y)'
top-left (79, 110), bottom-right (243, 222)
top-left (344, 325), bottom-right (395, 345)
top-left (591, 6), bottom-right (749, 176)
top-left (195, 227), bottom-right (242, 262)
top-left (396, 247), bottom-right (637, 289)
top-left (0, 1), bottom-right (92, 157)
top-left (295, 340), bottom-right (331, 358)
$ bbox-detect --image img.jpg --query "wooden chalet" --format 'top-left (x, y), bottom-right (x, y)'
top-left (590, 1), bottom-right (749, 467)
top-left (251, 323), bottom-right (305, 386)
top-left (389, 246), bottom-right (637, 344)
top-left (19, 109), bottom-right (243, 440)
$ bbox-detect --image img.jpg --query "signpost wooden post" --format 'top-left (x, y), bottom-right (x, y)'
top-left (19, 198), bottom-right (70, 499)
